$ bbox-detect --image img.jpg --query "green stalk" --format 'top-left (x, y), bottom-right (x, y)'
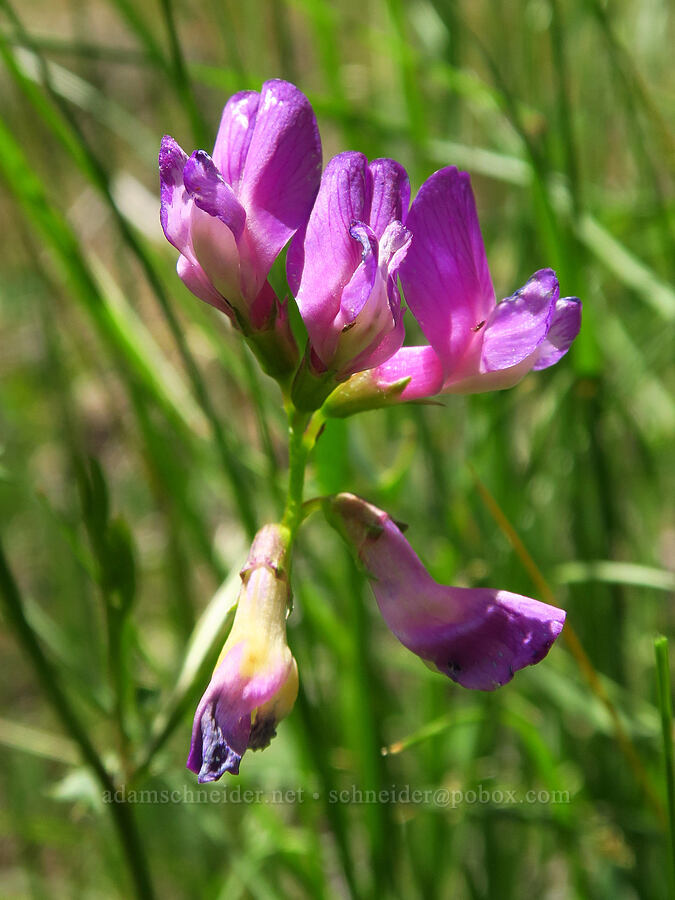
top-left (157, 0), bottom-right (209, 147)
top-left (279, 403), bottom-right (363, 895)
top-left (293, 683), bottom-right (360, 898)
top-left (344, 561), bottom-right (395, 896)
top-left (281, 407), bottom-right (324, 543)
top-left (384, 0), bottom-right (430, 175)
top-left (0, 540), bottom-right (156, 900)
top-left (104, 598), bottom-right (133, 776)
top-left (655, 636), bottom-right (675, 898)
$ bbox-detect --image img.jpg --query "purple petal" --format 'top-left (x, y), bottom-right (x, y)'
top-left (183, 150), bottom-right (246, 240)
top-left (289, 151), bottom-right (371, 357)
top-left (248, 279), bottom-right (279, 331)
top-left (533, 296), bottom-right (582, 370)
top-left (341, 307), bottom-right (405, 378)
top-left (179, 151), bottom-right (248, 304)
top-left (340, 222), bottom-right (379, 322)
top-left (320, 347), bottom-right (439, 417)
top-left (440, 356), bottom-right (547, 394)
top-left (480, 268), bottom-right (559, 372)
top-left (400, 167), bottom-right (496, 372)
top-left (187, 640), bottom-right (291, 782)
top-left (409, 588), bottom-right (566, 690)
top-left (212, 91), bottom-right (260, 191)
top-left (176, 255), bottom-right (233, 317)
top-left (187, 206), bottom-right (242, 304)
top-left (439, 270), bottom-right (562, 392)
top-left (186, 644), bottom-right (251, 781)
top-left (326, 493), bottom-right (565, 691)
top-left (191, 699), bottom-right (249, 781)
top-left (381, 220), bottom-right (412, 342)
top-left (379, 220), bottom-right (412, 275)
top-left (159, 135), bottom-right (191, 255)
top-left (340, 221), bottom-right (412, 377)
top-left (289, 152), bottom-right (411, 375)
top-left (332, 224), bottom-right (403, 375)
top-left (368, 158), bottom-right (410, 239)
top-left (238, 79), bottom-right (322, 276)
top-left (331, 223), bottom-right (408, 375)
top-left (372, 345), bottom-right (445, 400)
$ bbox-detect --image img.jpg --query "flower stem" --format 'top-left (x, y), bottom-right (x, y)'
top-left (281, 406), bottom-right (324, 544)
top-left (282, 407), bottom-right (310, 540)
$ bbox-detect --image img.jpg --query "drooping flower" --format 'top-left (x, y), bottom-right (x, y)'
top-left (287, 151), bottom-right (411, 399)
top-left (159, 79), bottom-right (322, 374)
top-left (324, 493), bottom-right (565, 690)
top-left (323, 167), bottom-right (581, 416)
top-left (187, 525), bottom-right (298, 781)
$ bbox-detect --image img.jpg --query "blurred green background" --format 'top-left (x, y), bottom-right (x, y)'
top-left (0, 0), bottom-right (674, 897)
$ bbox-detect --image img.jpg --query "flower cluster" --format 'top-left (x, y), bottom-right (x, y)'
top-left (160, 80), bottom-right (580, 779)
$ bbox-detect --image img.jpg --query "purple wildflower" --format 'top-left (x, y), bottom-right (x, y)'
top-left (159, 79), bottom-right (321, 342)
top-left (325, 493), bottom-right (566, 690)
top-left (287, 151), bottom-right (412, 379)
top-left (187, 525), bottom-right (298, 781)
top-left (324, 167), bottom-right (581, 415)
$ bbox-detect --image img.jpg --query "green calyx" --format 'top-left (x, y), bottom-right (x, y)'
top-left (321, 372), bottom-right (411, 418)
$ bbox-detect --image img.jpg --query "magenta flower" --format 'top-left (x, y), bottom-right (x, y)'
top-left (325, 493), bottom-right (565, 690)
top-left (324, 167), bottom-right (581, 415)
top-left (160, 79), bottom-right (321, 340)
top-left (187, 525), bottom-right (298, 781)
top-left (287, 151), bottom-right (412, 379)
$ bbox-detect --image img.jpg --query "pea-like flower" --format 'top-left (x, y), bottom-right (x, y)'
top-left (323, 167), bottom-right (581, 415)
top-left (159, 79), bottom-right (321, 367)
top-left (325, 493), bottom-right (565, 690)
top-left (287, 151), bottom-right (412, 382)
top-left (187, 525), bottom-right (298, 782)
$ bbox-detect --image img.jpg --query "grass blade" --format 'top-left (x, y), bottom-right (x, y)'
top-left (0, 538), bottom-right (156, 900)
top-left (655, 636), bottom-right (675, 897)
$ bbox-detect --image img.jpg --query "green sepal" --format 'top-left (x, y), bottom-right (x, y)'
top-left (321, 373), bottom-right (412, 418)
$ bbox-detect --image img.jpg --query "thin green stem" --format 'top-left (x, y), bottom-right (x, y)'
top-left (281, 408), bottom-right (313, 541)
top-left (655, 636), bottom-right (675, 898)
top-left (157, 0), bottom-right (209, 147)
top-left (279, 403), bottom-right (326, 562)
top-left (0, 539), bottom-right (156, 900)
top-left (238, 345), bottom-right (284, 509)
top-left (106, 602), bottom-right (133, 777)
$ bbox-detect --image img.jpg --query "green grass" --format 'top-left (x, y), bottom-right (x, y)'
top-left (0, 0), bottom-right (674, 897)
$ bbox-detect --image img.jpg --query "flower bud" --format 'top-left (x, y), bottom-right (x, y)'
top-left (187, 525), bottom-right (298, 781)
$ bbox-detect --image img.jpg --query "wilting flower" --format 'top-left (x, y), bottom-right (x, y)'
top-left (159, 79), bottom-right (321, 370)
top-left (187, 525), bottom-right (298, 781)
top-left (325, 493), bottom-right (565, 690)
top-left (323, 167), bottom-right (581, 416)
top-left (287, 151), bottom-right (411, 386)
